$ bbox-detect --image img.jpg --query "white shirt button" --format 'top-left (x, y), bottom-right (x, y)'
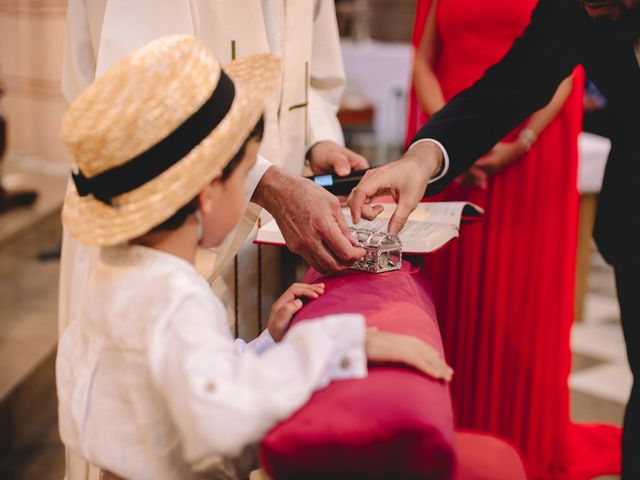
top-left (340, 357), bottom-right (351, 370)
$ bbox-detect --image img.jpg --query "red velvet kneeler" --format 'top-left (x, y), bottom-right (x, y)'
top-left (454, 431), bottom-right (528, 480)
top-left (260, 260), bottom-right (457, 479)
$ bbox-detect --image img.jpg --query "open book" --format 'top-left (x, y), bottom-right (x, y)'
top-left (255, 202), bottom-right (483, 255)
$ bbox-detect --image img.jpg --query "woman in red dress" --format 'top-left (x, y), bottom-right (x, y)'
top-left (407, 1), bottom-right (621, 478)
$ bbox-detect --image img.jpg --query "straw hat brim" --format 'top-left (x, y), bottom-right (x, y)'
top-left (62, 53), bottom-right (281, 246)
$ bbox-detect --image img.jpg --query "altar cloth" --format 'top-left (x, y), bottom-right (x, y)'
top-left (260, 260), bottom-right (457, 479)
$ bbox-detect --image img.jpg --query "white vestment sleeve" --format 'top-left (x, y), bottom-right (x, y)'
top-left (148, 293), bottom-right (366, 462)
top-left (61, 0), bottom-right (97, 103)
top-left (59, 0), bottom-right (103, 343)
top-left (245, 155), bottom-right (272, 203)
top-left (306, 0), bottom-right (346, 149)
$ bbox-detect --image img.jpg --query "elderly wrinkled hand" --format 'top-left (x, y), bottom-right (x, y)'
top-left (253, 166), bottom-right (365, 274)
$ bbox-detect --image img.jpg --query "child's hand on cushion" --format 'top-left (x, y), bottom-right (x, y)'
top-left (366, 329), bottom-right (454, 382)
top-left (268, 283), bottom-right (325, 341)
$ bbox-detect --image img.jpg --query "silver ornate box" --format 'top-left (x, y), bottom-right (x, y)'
top-left (349, 227), bottom-right (402, 273)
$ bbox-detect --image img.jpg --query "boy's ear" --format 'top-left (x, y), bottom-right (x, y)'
top-left (198, 176), bottom-right (223, 215)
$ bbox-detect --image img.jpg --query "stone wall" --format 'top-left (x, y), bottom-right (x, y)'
top-left (0, 0), bottom-right (71, 165)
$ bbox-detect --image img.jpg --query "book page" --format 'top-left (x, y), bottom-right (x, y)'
top-left (256, 202), bottom-right (481, 254)
top-left (345, 202), bottom-right (472, 227)
top-left (346, 215), bottom-right (459, 254)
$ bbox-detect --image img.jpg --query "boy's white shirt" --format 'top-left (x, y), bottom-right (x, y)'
top-left (57, 244), bottom-right (366, 480)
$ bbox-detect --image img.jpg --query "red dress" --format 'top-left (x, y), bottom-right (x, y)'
top-left (406, 1), bottom-right (621, 478)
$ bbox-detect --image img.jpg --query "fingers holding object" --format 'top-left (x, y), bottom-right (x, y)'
top-left (359, 203), bottom-right (385, 221)
top-left (347, 169), bottom-right (384, 224)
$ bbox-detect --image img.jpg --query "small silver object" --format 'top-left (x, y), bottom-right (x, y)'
top-left (349, 227), bottom-right (402, 273)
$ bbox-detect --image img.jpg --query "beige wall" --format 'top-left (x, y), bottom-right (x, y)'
top-left (0, 0), bottom-right (71, 165)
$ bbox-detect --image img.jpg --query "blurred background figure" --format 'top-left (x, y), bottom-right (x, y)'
top-left (0, 83), bottom-right (37, 213)
top-left (406, 0), bottom-right (620, 478)
top-left (583, 78), bottom-right (614, 139)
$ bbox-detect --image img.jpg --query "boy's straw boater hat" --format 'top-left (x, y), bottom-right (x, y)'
top-left (61, 35), bottom-right (281, 246)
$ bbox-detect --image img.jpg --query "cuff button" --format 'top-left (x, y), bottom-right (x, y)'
top-left (340, 357), bottom-right (351, 370)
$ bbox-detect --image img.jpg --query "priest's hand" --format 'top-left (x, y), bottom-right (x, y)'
top-left (308, 140), bottom-right (369, 176)
top-left (348, 141), bottom-right (443, 235)
top-left (252, 166), bottom-right (366, 274)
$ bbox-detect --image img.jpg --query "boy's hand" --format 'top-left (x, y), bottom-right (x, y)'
top-left (268, 283), bottom-right (325, 342)
top-left (365, 329), bottom-right (454, 382)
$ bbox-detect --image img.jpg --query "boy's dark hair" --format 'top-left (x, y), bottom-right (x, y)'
top-left (150, 115), bottom-right (264, 232)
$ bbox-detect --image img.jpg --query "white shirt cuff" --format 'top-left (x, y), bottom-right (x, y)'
top-left (245, 154), bottom-right (273, 203)
top-left (234, 328), bottom-right (276, 356)
top-left (312, 314), bottom-right (368, 388)
top-left (408, 138), bottom-right (450, 184)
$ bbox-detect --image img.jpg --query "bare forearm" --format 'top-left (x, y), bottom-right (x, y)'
top-left (464, 74), bottom-right (576, 181)
top-left (413, 0), bottom-right (445, 116)
top-left (413, 61), bottom-right (446, 116)
top-left (522, 75), bottom-right (574, 138)
top-left (250, 166), bottom-right (289, 212)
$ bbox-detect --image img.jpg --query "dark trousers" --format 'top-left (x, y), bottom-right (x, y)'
top-left (616, 266), bottom-right (639, 478)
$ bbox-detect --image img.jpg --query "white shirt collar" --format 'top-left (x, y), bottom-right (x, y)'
top-left (100, 243), bottom-right (195, 271)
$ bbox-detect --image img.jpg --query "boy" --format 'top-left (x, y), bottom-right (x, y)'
top-left (57, 35), bottom-right (452, 479)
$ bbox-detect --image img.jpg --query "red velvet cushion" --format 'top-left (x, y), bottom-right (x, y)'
top-left (455, 431), bottom-right (528, 480)
top-left (260, 261), bottom-right (456, 479)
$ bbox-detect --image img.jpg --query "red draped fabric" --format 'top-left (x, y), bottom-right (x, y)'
top-left (406, 0), bottom-right (621, 478)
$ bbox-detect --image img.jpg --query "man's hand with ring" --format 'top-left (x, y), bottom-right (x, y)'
top-left (348, 142), bottom-right (443, 235)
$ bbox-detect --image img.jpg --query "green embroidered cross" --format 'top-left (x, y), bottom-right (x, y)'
top-left (288, 62), bottom-right (309, 145)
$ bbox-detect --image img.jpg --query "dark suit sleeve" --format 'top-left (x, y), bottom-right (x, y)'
top-left (414, 0), bottom-right (580, 195)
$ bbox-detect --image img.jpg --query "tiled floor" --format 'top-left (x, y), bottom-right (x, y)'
top-left (570, 249), bottom-right (629, 430)
top-left (0, 213), bottom-right (61, 400)
top-left (1, 154), bottom-right (67, 247)
top-left (0, 402), bottom-right (65, 480)
top-left (569, 248), bottom-right (627, 480)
